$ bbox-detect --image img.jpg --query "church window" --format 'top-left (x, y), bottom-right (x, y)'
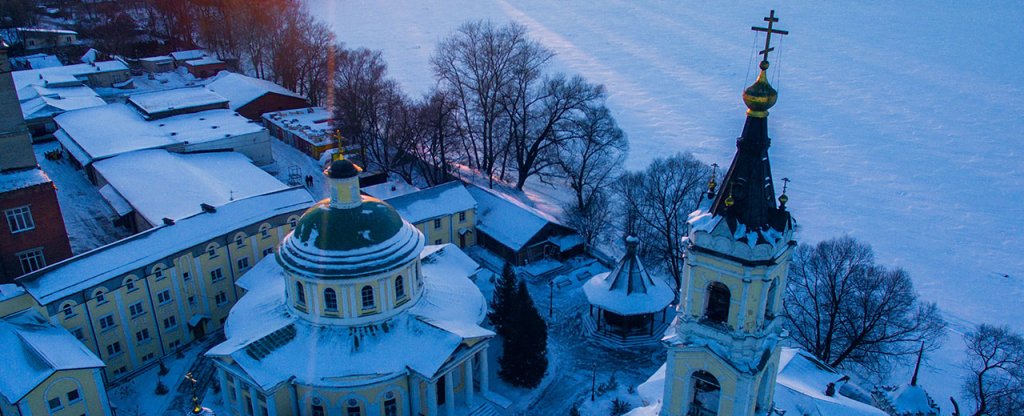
top-left (346, 399), bottom-right (362, 416)
top-left (690, 370), bottom-right (721, 415)
top-left (361, 285), bottom-right (375, 310)
top-left (705, 282), bottom-right (731, 324)
top-left (288, 217), bottom-right (298, 229)
top-left (763, 279), bottom-right (778, 324)
top-left (384, 392), bottom-right (398, 416)
top-left (295, 281), bottom-right (307, 306)
top-left (395, 276), bottom-right (406, 300)
top-left (324, 288), bottom-right (338, 312)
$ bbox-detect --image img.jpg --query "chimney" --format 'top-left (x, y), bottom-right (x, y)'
top-left (200, 203), bottom-right (216, 213)
top-left (162, 217), bottom-right (175, 225)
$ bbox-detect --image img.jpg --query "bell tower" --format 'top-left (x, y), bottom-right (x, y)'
top-left (659, 11), bottom-right (793, 416)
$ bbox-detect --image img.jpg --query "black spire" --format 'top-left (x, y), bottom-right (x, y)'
top-left (709, 10), bottom-right (791, 238)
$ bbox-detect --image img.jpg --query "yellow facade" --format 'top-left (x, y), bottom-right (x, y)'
top-left (1, 368), bottom-right (111, 416)
top-left (37, 211), bottom-right (303, 382)
top-left (414, 208), bottom-right (477, 248)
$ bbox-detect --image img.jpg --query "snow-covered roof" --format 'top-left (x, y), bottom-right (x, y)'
top-left (875, 384), bottom-right (940, 416)
top-left (774, 348), bottom-right (888, 416)
top-left (186, 57), bottom-right (224, 67)
top-left (361, 180), bottom-right (420, 200)
top-left (207, 72), bottom-right (305, 110)
top-left (18, 27), bottom-right (77, 35)
top-left (18, 187), bottom-right (314, 305)
top-left (0, 284), bottom-right (26, 302)
top-left (98, 184), bottom-right (131, 216)
top-left (17, 83), bottom-right (105, 121)
top-left (207, 244), bottom-right (492, 390)
top-left (583, 237), bottom-right (673, 315)
top-left (169, 50), bottom-right (206, 61)
top-left (92, 150), bottom-right (289, 224)
top-left (139, 56), bottom-right (172, 63)
top-left (0, 168), bottom-right (50, 193)
top-left (9, 54), bottom-right (62, 69)
top-left (0, 309), bottom-right (104, 403)
top-left (466, 184), bottom-right (564, 251)
top-left (262, 107), bottom-right (335, 146)
top-left (12, 61), bottom-right (129, 90)
top-left (54, 103), bottom-right (265, 165)
top-left (128, 87), bottom-right (228, 117)
top-left (385, 182), bottom-right (476, 224)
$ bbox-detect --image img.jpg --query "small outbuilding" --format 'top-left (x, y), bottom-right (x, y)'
top-left (583, 236), bottom-right (673, 346)
top-left (183, 57), bottom-right (227, 78)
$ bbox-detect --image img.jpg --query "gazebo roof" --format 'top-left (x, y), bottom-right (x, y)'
top-left (583, 236), bottom-right (674, 315)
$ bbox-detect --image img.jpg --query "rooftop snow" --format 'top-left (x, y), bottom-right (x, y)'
top-left (583, 271), bottom-right (673, 316)
top-left (139, 56), bottom-right (173, 63)
top-left (262, 107), bottom-right (335, 146)
top-left (774, 348), bottom-right (888, 416)
top-left (9, 54), bottom-right (62, 69)
top-left (0, 309), bottom-right (104, 403)
top-left (0, 284), bottom-right (26, 302)
top-left (54, 103), bottom-right (265, 164)
top-left (207, 72), bottom-right (305, 110)
top-left (466, 184), bottom-right (561, 251)
top-left (207, 244), bottom-right (492, 390)
top-left (169, 50), bottom-right (206, 61)
top-left (361, 180), bottom-right (420, 200)
top-left (11, 61), bottom-right (128, 90)
top-left (17, 83), bottom-right (105, 121)
top-left (187, 57), bottom-right (224, 66)
top-left (0, 168), bottom-right (50, 193)
top-left (128, 87), bottom-right (228, 117)
top-left (18, 187), bottom-right (314, 305)
top-left (385, 182), bottom-right (476, 224)
top-left (92, 150), bottom-right (289, 224)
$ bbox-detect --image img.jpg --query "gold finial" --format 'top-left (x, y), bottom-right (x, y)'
top-left (185, 372), bottom-right (203, 414)
top-left (724, 193), bottom-right (735, 207)
top-left (333, 129), bottom-right (345, 161)
top-left (707, 163), bottom-right (719, 198)
top-left (778, 177), bottom-right (790, 208)
top-left (743, 10), bottom-right (788, 117)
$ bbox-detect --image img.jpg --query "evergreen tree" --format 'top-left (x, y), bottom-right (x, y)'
top-left (488, 262), bottom-right (518, 333)
top-left (498, 280), bottom-right (549, 388)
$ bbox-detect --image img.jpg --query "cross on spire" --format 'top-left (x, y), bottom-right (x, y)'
top-left (751, 10), bottom-right (789, 69)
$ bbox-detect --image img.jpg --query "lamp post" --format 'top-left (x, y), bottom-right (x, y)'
top-left (591, 364), bottom-right (597, 401)
top-left (548, 280), bottom-right (554, 319)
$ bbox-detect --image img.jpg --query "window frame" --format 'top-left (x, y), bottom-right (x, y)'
top-left (16, 247), bottom-right (46, 274)
top-left (323, 288), bottom-right (338, 312)
top-left (5, 205), bottom-right (35, 234)
top-left (360, 285), bottom-right (375, 310)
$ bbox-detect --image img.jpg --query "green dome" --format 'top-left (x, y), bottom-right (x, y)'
top-left (326, 159), bottom-right (362, 179)
top-left (294, 198), bottom-right (403, 251)
top-left (276, 196), bottom-right (424, 278)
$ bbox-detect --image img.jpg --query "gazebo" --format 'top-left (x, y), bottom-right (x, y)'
top-left (583, 236), bottom-right (674, 346)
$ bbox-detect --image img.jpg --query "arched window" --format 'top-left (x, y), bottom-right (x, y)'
top-left (61, 302), bottom-right (74, 318)
top-left (763, 279), bottom-right (778, 323)
top-left (690, 370), bottom-right (721, 415)
top-left (395, 276), bottom-right (405, 300)
top-left (705, 282), bottom-right (731, 324)
top-left (384, 391), bottom-right (398, 416)
top-left (361, 285), bottom-right (375, 310)
top-left (346, 398), bottom-right (362, 416)
top-left (295, 281), bottom-right (306, 306)
top-left (323, 288), bottom-right (338, 312)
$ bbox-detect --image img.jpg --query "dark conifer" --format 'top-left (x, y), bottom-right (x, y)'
top-left (498, 280), bottom-right (549, 387)
top-left (488, 262), bottom-right (517, 333)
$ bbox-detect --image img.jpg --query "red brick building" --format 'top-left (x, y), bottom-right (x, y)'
top-left (0, 172), bottom-right (72, 282)
top-left (206, 72), bottom-right (309, 120)
top-left (0, 37), bottom-right (72, 282)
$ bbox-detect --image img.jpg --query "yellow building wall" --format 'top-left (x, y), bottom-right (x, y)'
top-left (413, 209), bottom-right (477, 248)
top-left (0, 292), bottom-right (44, 318)
top-left (21, 368), bottom-right (109, 416)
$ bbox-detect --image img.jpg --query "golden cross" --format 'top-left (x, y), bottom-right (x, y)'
top-left (333, 129), bottom-right (345, 160)
top-left (751, 10), bottom-right (789, 69)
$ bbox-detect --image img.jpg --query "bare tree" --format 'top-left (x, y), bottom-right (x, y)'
top-left (962, 324), bottom-right (1024, 416)
top-left (411, 88), bottom-right (461, 186)
top-left (784, 236), bottom-right (947, 372)
top-left (432, 20), bottom-right (525, 188)
top-left (615, 152), bottom-right (709, 290)
top-left (556, 104), bottom-right (627, 210)
top-left (504, 74), bottom-right (604, 189)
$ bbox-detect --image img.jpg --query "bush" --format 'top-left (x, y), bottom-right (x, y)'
top-left (610, 398), bottom-right (631, 416)
top-left (158, 361), bottom-right (169, 376)
top-left (155, 381), bottom-right (169, 395)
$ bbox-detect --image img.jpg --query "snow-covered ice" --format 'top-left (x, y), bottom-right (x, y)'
top-left (307, 1), bottom-right (1024, 407)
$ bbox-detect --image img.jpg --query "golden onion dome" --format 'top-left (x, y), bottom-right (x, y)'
top-left (742, 61), bottom-right (778, 118)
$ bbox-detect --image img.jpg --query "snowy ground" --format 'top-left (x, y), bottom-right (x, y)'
top-left (34, 141), bottom-right (131, 254)
top-left (107, 341), bottom-right (208, 416)
top-left (306, 1), bottom-right (1024, 409)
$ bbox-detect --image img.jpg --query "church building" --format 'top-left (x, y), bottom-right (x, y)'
top-left (656, 11), bottom-right (794, 416)
top-left (207, 159), bottom-right (496, 416)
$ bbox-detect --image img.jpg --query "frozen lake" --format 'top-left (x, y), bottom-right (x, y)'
top-left (306, 0), bottom-right (1024, 410)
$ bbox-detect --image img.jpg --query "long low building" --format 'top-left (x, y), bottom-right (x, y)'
top-left (16, 187), bottom-right (314, 382)
top-left (91, 149), bottom-right (291, 232)
top-left (466, 184), bottom-right (583, 266)
top-left (54, 102), bottom-right (273, 173)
